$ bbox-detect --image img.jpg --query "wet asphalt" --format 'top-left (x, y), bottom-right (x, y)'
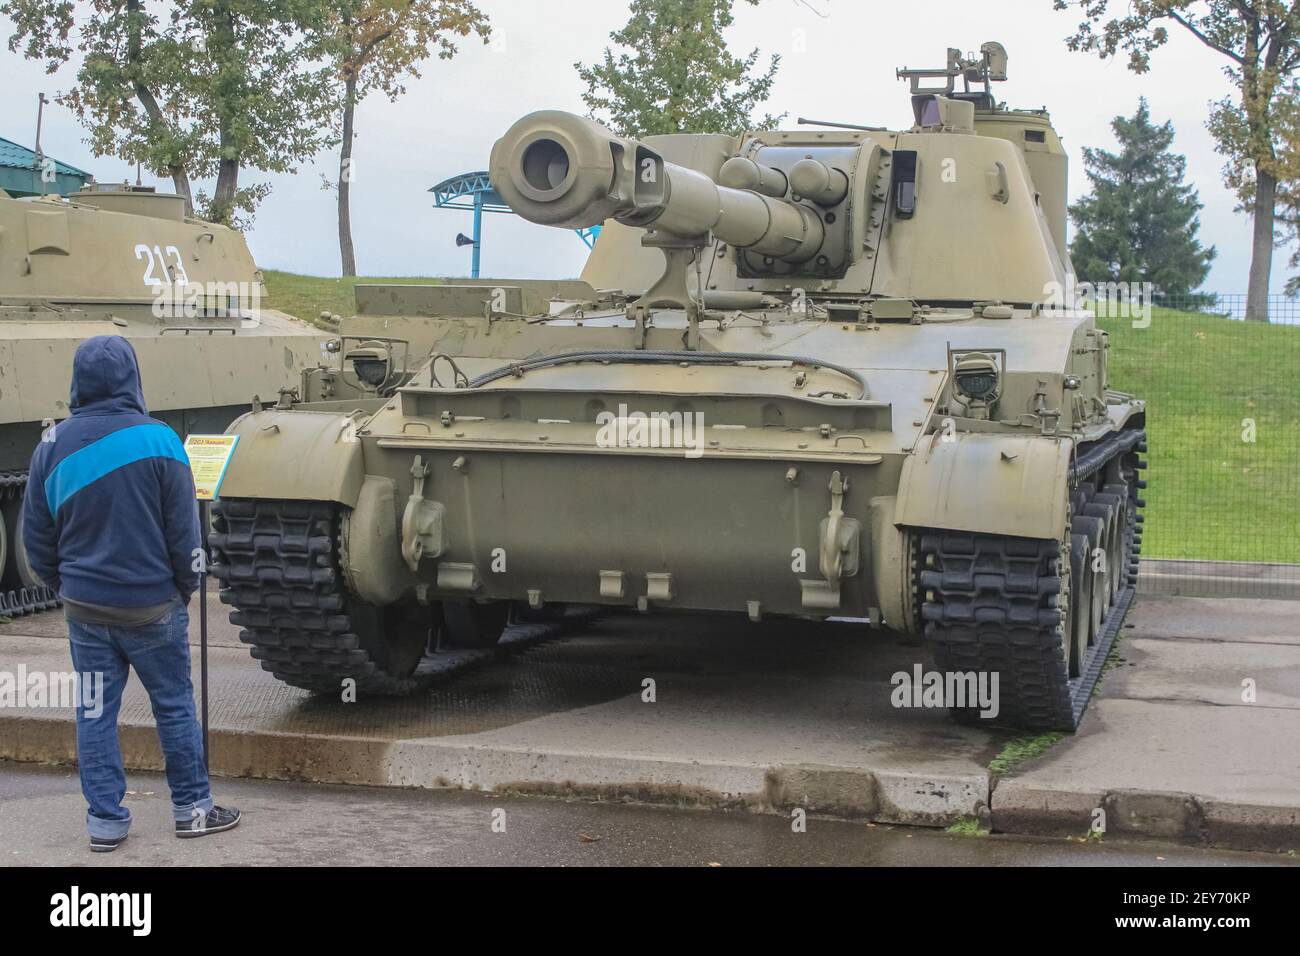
top-left (0, 761), bottom-right (1293, 867)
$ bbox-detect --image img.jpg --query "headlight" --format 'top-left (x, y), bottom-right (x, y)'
top-left (954, 353), bottom-right (1000, 403)
top-left (347, 347), bottom-right (390, 388)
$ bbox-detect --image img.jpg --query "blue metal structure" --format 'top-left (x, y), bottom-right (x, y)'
top-left (430, 170), bottom-right (601, 277)
top-left (429, 171), bottom-right (509, 279)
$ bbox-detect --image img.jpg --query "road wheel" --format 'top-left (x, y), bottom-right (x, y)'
top-left (349, 599), bottom-right (435, 679)
top-left (1067, 532), bottom-right (1091, 678)
top-left (441, 599), bottom-right (510, 649)
top-left (2, 498), bottom-right (40, 591)
top-left (1089, 492), bottom-right (1125, 603)
top-left (1102, 481), bottom-right (1133, 593)
top-left (0, 505), bottom-right (7, 591)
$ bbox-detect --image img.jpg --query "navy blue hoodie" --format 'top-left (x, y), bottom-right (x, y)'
top-left (23, 335), bottom-right (201, 607)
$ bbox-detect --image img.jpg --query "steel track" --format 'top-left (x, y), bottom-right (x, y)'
top-left (0, 473), bottom-right (61, 617)
top-left (917, 426), bottom-right (1146, 730)
top-left (209, 498), bottom-right (596, 695)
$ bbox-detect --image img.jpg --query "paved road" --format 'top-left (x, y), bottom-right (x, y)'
top-left (1, 761), bottom-right (1292, 867)
top-left (3, 593), bottom-right (1300, 848)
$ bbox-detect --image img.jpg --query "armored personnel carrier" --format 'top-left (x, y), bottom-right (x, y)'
top-left (0, 183), bottom-right (329, 613)
top-left (209, 43), bottom-right (1146, 730)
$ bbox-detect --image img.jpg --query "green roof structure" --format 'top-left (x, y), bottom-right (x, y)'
top-left (0, 136), bottom-right (92, 197)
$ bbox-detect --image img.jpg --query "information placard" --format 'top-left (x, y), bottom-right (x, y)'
top-left (183, 434), bottom-right (240, 501)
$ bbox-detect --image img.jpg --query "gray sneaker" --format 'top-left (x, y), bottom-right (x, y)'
top-left (176, 805), bottom-right (242, 839)
top-left (90, 833), bottom-right (127, 853)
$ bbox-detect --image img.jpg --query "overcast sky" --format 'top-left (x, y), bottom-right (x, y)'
top-left (2, 0), bottom-right (1288, 291)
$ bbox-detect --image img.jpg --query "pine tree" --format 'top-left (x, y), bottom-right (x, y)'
top-left (575, 0), bottom-right (783, 138)
top-left (1069, 99), bottom-right (1216, 300)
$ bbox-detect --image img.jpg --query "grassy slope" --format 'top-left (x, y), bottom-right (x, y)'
top-left (261, 270), bottom-right (442, 327)
top-left (261, 273), bottom-right (1299, 563)
top-left (1099, 308), bottom-right (1300, 563)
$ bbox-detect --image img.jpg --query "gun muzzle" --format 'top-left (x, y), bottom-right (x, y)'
top-left (490, 111), bottom-right (825, 263)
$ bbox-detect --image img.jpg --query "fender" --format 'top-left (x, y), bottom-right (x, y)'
top-left (218, 409), bottom-right (365, 507)
top-left (894, 432), bottom-right (1072, 542)
top-left (342, 476), bottom-right (419, 606)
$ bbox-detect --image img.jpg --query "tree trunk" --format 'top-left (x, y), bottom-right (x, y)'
top-left (126, 0), bottom-right (193, 216)
top-left (1246, 165), bottom-right (1275, 323)
top-left (168, 166), bottom-right (194, 216)
top-left (212, 157), bottom-right (239, 226)
top-left (338, 75), bottom-right (358, 277)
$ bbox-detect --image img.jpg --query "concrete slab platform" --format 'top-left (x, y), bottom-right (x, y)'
top-left (991, 594), bottom-right (1300, 852)
top-left (0, 607), bottom-right (1000, 826)
top-left (1122, 593), bottom-right (1300, 645)
top-left (2, 592), bottom-right (1298, 851)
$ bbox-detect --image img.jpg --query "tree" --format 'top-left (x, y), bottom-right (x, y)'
top-left (321, 0), bottom-right (489, 277)
top-left (576, 0), bottom-right (783, 138)
top-left (1053, 0), bottom-right (1300, 321)
top-left (3, 0), bottom-right (339, 225)
top-left (1069, 99), bottom-right (1216, 299)
top-left (1262, 88), bottom-right (1300, 292)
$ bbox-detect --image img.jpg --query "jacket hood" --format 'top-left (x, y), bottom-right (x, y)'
top-left (70, 335), bottom-right (148, 415)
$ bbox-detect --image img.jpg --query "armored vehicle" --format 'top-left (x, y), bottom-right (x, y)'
top-left (210, 43), bottom-right (1146, 730)
top-left (0, 183), bottom-right (329, 613)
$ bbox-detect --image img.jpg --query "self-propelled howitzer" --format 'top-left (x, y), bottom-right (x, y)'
top-left (209, 43), bottom-right (1146, 730)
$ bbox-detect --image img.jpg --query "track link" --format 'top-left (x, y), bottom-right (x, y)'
top-left (0, 472), bottom-right (61, 617)
top-left (918, 426), bottom-right (1146, 731)
top-left (209, 498), bottom-right (426, 694)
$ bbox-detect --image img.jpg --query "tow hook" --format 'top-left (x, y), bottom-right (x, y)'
top-left (800, 470), bottom-right (863, 610)
top-left (400, 455), bottom-right (447, 571)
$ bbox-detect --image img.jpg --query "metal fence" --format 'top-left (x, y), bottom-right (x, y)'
top-left (1095, 294), bottom-right (1300, 599)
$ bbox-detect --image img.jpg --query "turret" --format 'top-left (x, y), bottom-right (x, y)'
top-left (490, 43), bottom-right (1070, 314)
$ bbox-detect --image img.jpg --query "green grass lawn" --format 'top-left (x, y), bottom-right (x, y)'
top-left (261, 270), bottom-right (441, 327)
top-left (1099, 307), bottom-right (1300, 563)
top-left (260, 272), bottom-right (1298, 564)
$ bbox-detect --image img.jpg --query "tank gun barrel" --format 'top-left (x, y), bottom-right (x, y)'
top-left (489, 110), bottom-right (824, 263)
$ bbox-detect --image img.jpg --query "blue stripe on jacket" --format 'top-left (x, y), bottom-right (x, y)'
top-left (43, 422), bottom-right (189, 518)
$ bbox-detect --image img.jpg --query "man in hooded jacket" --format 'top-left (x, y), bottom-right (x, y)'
top-left (23, 335), bottom-right (242, 852)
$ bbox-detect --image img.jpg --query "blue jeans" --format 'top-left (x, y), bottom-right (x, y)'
top-left (66, 602), bottom-right (212, 840)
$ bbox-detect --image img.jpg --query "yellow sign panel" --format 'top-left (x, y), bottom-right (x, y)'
top-left (184, 434), bottom-right (240, 501)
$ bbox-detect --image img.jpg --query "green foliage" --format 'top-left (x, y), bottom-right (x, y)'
top-left (1053, 1), bottom-right (1300, 182)
top-left (575, 0), bottom-right (783, 137)
top-left (1099, 306), bottom-right (1300, 563)
top-left (194, 182), bottom-right (270, 232)
top-left (1053, 1), bottom-right (1300, 318)
top-left (1069, 99), bottom-right (1215, 297)
top-left (944, 817), bottom-right (987, 837)
top-left (988, 733), bottom-right (1064, 777)
top-left (322, 0), bottom-right (489, 103)
top-left (2, 0), bottom-right (341, 225)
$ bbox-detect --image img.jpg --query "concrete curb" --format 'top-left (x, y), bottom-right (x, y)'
top-left (1139, 559), bottom-right (1300, 601)
top-left (989, 778), bottom-right (1300, 853)
top-left (0, 712), bottom-right (990, 828)
top-left (6, 711), bottom-right (1295, 851)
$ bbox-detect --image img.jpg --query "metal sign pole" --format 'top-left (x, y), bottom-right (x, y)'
top-left (199, 497), bottom-right (210, 772)
top-left (183, 432), bottom-right (239, 776)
